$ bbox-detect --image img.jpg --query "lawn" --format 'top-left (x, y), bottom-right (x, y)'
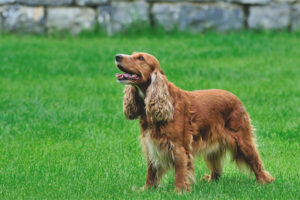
top-left (0, 31), bottom-right (299, 199)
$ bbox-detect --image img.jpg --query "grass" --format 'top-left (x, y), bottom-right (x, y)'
top-left (0, 31), bottom-right (299, 199)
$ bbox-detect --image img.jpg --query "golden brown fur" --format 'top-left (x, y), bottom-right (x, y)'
top-left (115, 52), bottom-right (274, 192)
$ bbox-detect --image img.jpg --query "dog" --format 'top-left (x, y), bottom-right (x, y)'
top-left (114, 52), bottom-right (274, 192)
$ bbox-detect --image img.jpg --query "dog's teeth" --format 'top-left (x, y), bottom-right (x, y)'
top-left (132, 74), bottom-right (137, 77)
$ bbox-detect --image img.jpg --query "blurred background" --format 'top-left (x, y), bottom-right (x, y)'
top-left (0, 0), bottom-right (300, 35)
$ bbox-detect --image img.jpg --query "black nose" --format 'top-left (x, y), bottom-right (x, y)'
top-left (115, 55), bottom-right (123, 62)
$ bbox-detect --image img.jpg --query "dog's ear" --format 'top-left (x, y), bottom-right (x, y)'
top-left (123, 85), bottom-right (144, 120)
top-left (145, 71), bottom-right (173, 122)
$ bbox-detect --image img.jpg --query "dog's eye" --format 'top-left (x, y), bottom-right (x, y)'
top-left (137, 56), bottom-right (144, 61)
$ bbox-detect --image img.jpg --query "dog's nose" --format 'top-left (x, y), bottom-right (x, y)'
top-left (115, 54), bottom-right (123, 62)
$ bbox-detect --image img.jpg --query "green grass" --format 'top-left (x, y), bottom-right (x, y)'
top-left (0, 31), bottom-right (299, 199)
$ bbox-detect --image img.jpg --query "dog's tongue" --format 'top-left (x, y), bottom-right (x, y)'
top-left (116, 73), bottom-right (139, 80)
top-left (124, 73), bottom-right (130, 78)
top-left (116, 73), bottom-right (123, 78)
top-left (116, 73), bottom-right (130, 78)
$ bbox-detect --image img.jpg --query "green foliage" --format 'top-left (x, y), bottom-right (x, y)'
top-left (0, 32), bottom-right (299, 199)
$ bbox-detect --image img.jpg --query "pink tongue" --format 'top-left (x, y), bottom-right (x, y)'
top-left (116, 73), bottom-right (122, 78)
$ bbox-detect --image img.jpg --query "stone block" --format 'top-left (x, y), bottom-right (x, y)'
top-left (292, 3), bottom-right (300, 30)
top-left (248, 3), bottom-right (290, 29)
top-left (75, 0), bottom-right (108, 6)
top-left (274, 0), bottom-right (296, 3)
top-left (0, 6), bottom-right (3, 31)
top-left (152, 3), bottom-right (244, 32)
top-left (0, 0), bottom-right (15, 4)
top-left (98, 1), bottom-right (149, 35)
top-left (147, 0), bottom-right (219, 2)
top-left (2, 5), bottom-right (45, 33)
top-left (16, 0), bottom-right (72, 6)
top-left (227, 0), bottom-right (270, 4)
top-left (151, 3), bottom-right (179, 31)
top-left (47, 7), bottom-right (96, 34)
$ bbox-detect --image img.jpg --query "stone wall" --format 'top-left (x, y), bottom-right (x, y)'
top-left (0, 0), bottom-right (300, 34)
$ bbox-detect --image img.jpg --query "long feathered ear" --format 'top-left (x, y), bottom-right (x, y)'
top-left (123, 85), bottom-right (144, 120)
top-left (145, 71), bottom-right (174, 122)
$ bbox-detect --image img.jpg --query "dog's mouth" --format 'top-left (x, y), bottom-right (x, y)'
top-left (115, 64), bottom-right (141, 82)
top-left (116, 72), bottom-right (140, 81)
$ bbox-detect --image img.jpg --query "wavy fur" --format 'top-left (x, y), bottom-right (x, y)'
top-left (123, 85), bottom-right (143, 120)
top-left (145, 71), bottom-right (173, 122)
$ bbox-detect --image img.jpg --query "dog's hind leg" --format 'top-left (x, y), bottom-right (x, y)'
top-left (227, 111), bottom-right (274, 184)
top-left (233, 133), bottom-right (274, 184)
top-left (202, 147), bottom-right (226, 182)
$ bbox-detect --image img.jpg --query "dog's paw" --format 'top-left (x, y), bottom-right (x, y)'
top-left (201, 174), bottom-right (213, 182)
top-left (201, 173), bottom-right (220, 182)
top-left (175, 183), bottom-right (191, 194)
top-left (257, 171), bottom-right (275, 185)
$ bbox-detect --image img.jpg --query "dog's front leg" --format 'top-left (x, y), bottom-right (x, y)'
top-left (174, 146), bottom-right (189, 193)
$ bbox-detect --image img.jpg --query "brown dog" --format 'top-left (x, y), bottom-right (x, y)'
top-left (115, 52), bottom-right (274, 192)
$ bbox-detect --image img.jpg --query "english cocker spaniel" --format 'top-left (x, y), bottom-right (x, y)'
top-left (115, 52), bottom-right (274, 192)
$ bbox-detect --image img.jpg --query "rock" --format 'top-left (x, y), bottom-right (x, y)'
top-left (227, 0), bottom-right (270, 4)
top-left (248, 3), bottom-right (290, 29)
top-left (151, 3), bottom-right (179, 31)
top-left (46, 7), bottom-right (96, 34)
top-left (0, 6), bottom-right (3, 31)
top-left (98, 1), bottom-right (149, 35)
top-left (274, 0), bottom-right (296, 3)
top-left (2, 5), bottom-right (45, 33)
top-left (16, 0), bottom-right (72, 6)
top-left (0, 0), bottom-right (15, 4)
top-left (292, 3), bottom-right (300, 30)
top-left (75, 0), bottom-right (108, 6)
top-left (147, 0), bottom-right (222, 2)
top-left (152, 3), bottom-right (244, 32)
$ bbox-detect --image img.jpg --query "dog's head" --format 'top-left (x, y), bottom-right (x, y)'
top-left (115, 52), bottom-right (173, 122)
top-left (115, 52), bottom-right (163, 85)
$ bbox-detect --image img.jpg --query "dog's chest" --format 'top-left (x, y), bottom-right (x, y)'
top-left (143, 132), bottom-right (174, 170)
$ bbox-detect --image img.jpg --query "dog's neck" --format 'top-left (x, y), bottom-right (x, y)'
top-left (131, 80), bottom-right (151, 99)
top-left (134, 84), bottom-right (145, 99)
